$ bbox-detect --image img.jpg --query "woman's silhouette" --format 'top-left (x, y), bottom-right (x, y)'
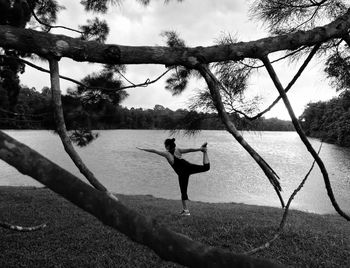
top-left (137, 138), bottom-right (210, 216)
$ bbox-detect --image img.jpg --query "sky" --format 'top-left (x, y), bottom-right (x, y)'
top-left (19, 0), bottom-right (339, 120)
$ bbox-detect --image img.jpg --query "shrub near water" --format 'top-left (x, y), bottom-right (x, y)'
top-left (0, 187), bottom-right (349, 267)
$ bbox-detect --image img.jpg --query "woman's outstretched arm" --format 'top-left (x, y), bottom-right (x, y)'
top-left (136, 147), bottom-right (168, 157)
top-left (178, 148), bottom-right (202, 154)
top-left (179, 142), bottom-right (207, 154)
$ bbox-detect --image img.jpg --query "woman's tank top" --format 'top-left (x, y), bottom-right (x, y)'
top-left (171, 155), bottom-right (191, 175)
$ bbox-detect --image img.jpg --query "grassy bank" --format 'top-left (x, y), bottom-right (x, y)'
top-left (0, 186), bottom-right (349, 268)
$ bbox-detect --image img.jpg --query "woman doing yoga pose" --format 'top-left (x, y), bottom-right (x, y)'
top-left (137, 138), bottom-right (210, 216)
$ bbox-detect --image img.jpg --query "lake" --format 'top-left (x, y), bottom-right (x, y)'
top-left (1, 129), bottom-right (349, 215)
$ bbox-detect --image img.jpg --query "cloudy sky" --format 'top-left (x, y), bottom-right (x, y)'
top-left (20, 0), bottom-right (339, 120)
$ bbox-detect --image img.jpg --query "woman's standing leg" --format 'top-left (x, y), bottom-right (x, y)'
top-left (182, 200), bottom-right (188, 211)
top-left (178, 174), bottom-right (190, 214)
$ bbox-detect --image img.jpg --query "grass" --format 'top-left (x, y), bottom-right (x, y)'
top-left (0, 186), bottom-right (349, 268)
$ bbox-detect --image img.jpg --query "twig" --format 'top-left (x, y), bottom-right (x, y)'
top-left (262, 55), bottom-right (350, 221)
top-left (241, 46), bottom-right (307, 69)
top-left (117, 68), bottom-right (173, 91)
top-left (248, 44), bottom-right (321, 120)
top-left (245, 142), bottom-right (323, 255)
top-left (291, 5), bottom-right (321, 31)
top-left (231, 44), bottom-right (320, 120)
top-left (31, 10), bottom-right (83, 34)
top-left (284, 0), bottom-right (327, 9)
top-left (0, 221), bottom-right (47, 232)
top-left (0, 55), bottom-right (172, 92)
top-left (116, 69), bottom-right (136, 86)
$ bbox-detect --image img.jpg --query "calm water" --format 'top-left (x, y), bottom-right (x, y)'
top-left (1, 130), bottom-right (350, 215)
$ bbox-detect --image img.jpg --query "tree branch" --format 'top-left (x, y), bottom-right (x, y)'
top-left (0, 221), bottom-right (47, 232)
top-left (280, 0), bottom-right (327, 9)
top-left (291, 4), bottom-right (322, 31)
top-left (261, 56), bottom-right (350, 221)
top-left (245, 142), bottom-right (323, 255)
top-left (117, 68), bottom-right (173, 91)
top-left (0, 7), bottom-right (350, 65)
top-left (241, 46), bottom-right (307, 69)
top-left (196, 64), bottom-right (285, 208)
top-left (0, 130), bottom-right (285, 268)
top-left (0, 55), bottom-right (171, 93)
top-left (248, 43), bottom-right (321, 120)
top-left (48, 58), bottom-right (108, 192)
top-left (31, 10), bottom-right (83, 34)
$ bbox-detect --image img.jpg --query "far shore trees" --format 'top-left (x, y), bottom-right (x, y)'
top-left (0, 1), bottom-right (350, 267)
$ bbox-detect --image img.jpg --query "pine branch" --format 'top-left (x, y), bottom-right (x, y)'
top-left (117, 68), bottom-right (173, 91)
top-left (262, 55), bottom-right (350, 221)
top-left (48, 58), bottom-right (108, 192)
top-left (230, 44), bottom-right (320, 120)
top-left (241, 46), bottom-right (307, 69)
top-left (249, 43), bottom-right (321, 120)
top-left (245, 142), bottom-right (323, 255)
top-left (197, 64), bottom-right (285, 208)
top-left (31, 10), bottom-right (83, 34)
top-left (0, 55), bottom-right (171, 93)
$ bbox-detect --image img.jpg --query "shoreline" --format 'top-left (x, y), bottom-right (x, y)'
top-left (1, 185), bottom-right (337, 216)
top-left (1, 186), bottom-right (349, 267)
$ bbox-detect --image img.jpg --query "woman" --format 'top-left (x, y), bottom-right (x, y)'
top-left (137, 138), bottom-right (210, 216)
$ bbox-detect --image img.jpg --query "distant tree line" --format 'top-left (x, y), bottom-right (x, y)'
top-left (300, 90), bottom-right (350, 147)
top-left (0, 84), bottom-right (294, 132)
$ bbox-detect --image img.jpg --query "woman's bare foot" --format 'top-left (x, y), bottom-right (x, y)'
top-left (200, 142), bottom-right (208, 152)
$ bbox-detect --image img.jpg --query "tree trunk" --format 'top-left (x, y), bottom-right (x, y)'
top-left (0, 130), bottom-right (285, 268)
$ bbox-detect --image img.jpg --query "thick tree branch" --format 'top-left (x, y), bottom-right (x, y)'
top-left (49, 58), bottom-right (108, 192)
top-left (0, 8), bottom-right (350, 65)
top-left (261, 56), bottom-right (350, 221)
top-left (0, 131), bottom-right (285, 268)
top-left (0, 221), bottom-right (47, 232)
top-left (196, 64), bottom-right (285, 208)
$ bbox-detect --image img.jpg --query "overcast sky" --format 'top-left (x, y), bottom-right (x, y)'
top-left (19, 0), bottom-right (339, 120)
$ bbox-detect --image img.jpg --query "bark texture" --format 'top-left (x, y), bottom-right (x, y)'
top-left (0, 130), bottom-right (285, 268)
top-left (0, 7), bottom-right (349, 66)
